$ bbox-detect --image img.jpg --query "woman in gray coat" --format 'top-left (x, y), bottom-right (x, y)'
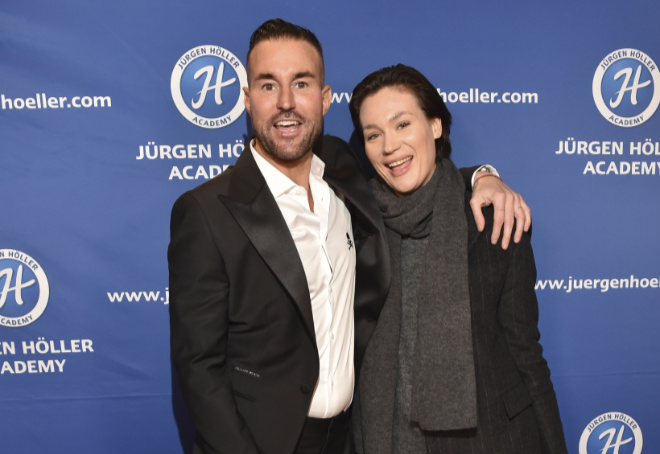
top-left (348, 64), bottom-right (568, 454)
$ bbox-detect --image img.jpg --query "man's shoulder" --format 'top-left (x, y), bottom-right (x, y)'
top-left (317, 135), bottom-right (361, 171)
top-left (179, 169), bottom-right (230, 200)
top-left (171, 165), bottom-right (246, 217)
top-left (320, 134), bottom-right (350, 150)
top-left (184, 150), bottom-right (259, 197)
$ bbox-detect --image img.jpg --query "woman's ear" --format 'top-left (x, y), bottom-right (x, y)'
top-left (431, 117), bottom-right (442, 139)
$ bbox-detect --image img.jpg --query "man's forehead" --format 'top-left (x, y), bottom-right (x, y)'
top-left (247, 38), bottom-right (323, 72)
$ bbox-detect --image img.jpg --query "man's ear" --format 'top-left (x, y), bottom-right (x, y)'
top-left (322, 85), bottom-right (331, 116)
top-left (243, 86), bottom-right (251, 115)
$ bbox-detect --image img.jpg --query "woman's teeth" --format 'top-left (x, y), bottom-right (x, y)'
top-left (388, 156), bottom-right (412, 168)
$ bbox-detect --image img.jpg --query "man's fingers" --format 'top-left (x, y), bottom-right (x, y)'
top-left (490, 193), bottom-right (505, 247)
top-left (470, 174), bottom-right (533, 249)
top-left (499, 193), bottom-right (515, 249)
top-left (470, 197), bottom-right (486, 232)
top-left (511, 196), bottom-right (532, 243)
top-left (513, 204), bottom-right (526, 243)
top-left (521, 199), bottom-right (532, 232)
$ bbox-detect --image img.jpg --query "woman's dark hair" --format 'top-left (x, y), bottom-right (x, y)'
top-left (349, 64), bottom-right (452, 158)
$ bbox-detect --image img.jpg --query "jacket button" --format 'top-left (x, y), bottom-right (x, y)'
top-left (300, 384), bottom-right (311, 394)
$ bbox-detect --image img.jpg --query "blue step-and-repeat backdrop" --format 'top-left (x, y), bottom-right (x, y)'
top-left (1, 1), bottom-right (658, 453)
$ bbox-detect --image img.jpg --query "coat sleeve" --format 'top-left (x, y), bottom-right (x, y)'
top-left (168, 192), bottom-right (261, 454)
top-left (497, 232), bottom-right (569, 454)
top-left (458, 165), bottom-right (480, 192)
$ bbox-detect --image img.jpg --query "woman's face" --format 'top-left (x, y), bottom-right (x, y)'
top-left (359, 86), bottom-right (442, 196)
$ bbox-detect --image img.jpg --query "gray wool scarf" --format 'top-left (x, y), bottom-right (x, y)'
top-left (358, 158), bottom-right (477, 453)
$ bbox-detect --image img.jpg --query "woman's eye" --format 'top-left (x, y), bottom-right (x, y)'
top-left (366, 133), bottom-right (379, 142)
top-left (397, 121), bottom-right (410, 129)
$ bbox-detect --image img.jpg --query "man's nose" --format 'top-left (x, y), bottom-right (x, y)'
top-left (276, 86), bottom-right (295, 110)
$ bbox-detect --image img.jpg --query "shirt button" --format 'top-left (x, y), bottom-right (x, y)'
top-left (300, 384), bottom-right (311, 394)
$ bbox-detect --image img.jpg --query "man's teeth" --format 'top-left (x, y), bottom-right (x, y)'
top-left (276, 120), bottom-right (300, 126)
top-left (388, 157), bottom-right (412, 168)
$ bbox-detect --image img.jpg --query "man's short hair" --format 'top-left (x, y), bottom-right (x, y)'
top-left (247, 18), bottom-right (325, 79)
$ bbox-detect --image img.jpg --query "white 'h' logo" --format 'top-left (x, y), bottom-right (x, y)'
top-left (599, 425), bottom-right (633, 454)
top-left (191, 63), bottom-right (237, 109)
top-left (610, 65), bottom-right (651, 108)
top-left (0, 266), bottom-right (36, 308)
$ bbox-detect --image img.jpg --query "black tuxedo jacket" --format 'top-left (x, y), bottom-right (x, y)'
top-left (168, 136), bottom-right (389, 454)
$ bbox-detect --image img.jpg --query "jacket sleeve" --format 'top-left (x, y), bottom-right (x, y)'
top-left (497, 232), bottom-right (569, 454)
top-left (168, 192), bottom-right (261, 454)
top-left (458, 165), bottom-right (481, 192)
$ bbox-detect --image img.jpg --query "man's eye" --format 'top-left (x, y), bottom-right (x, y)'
top-left (295, 81), bottom-right (308, 89)
top-left (397, 121), bottom-right (410, 129)
top-left (262, 83), bottom-right (275, 91)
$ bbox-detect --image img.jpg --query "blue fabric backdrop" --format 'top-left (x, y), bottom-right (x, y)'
top-left (1, 1), bottom-right (658, 453)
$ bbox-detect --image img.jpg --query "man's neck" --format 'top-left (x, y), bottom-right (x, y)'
top-left (252, 140), bottom-right (315, 212)
top-left (253, 142), bottom-right (313, 189)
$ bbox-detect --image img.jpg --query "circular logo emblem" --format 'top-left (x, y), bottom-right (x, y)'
top-left (171, 45), bottom-right (248, 129)
top-left (593, 48), bottom-right (660, 127)
top-left (0, 249), bottom-right (50, 327)
top-left (579, 411), bottom-right (643, 454)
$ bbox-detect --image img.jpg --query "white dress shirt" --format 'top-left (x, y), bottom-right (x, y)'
top-left (251, 143), bottom-right (356, 418)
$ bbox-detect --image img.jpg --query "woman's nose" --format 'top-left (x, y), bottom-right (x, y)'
top-left (383, 133), bottom-right (400, 154)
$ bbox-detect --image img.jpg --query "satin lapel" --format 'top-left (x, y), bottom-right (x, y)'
top-left (320, 139), bottom-right (390, 283)
top-left (325, 165), bottom-right (382, 236)
top-left (216, 150), bottom-right (317, 346)
top-left (318, 138), bottom-right (392, 372)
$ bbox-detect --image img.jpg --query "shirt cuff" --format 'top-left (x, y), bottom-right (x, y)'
top-left (471, 164), bottom-right (500, 188)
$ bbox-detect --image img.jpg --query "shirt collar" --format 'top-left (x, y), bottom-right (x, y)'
top-left (250, 139), bottom-right (326, 198)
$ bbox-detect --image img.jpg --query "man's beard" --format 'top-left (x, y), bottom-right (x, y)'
top-left (253, 113), bottom-right (322, 163)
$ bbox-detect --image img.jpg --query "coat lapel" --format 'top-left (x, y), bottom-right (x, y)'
top-left (216, 149), bottom-right (317, 346)
top-left (316, 137), bottom-right (391, 372)
top-left (318, 138), bottom-right (390, 306)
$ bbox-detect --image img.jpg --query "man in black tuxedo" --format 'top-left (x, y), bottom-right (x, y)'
top-left (168, 19), bottom-right (530, 454)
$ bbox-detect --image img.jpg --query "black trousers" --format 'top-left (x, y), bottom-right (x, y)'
top-left (294, 410), bottom-right (352, 454)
